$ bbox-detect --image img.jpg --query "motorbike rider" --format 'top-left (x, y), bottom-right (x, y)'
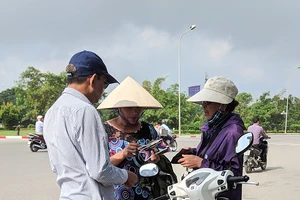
top-left (159, 119), bottom-right (173, 137)
top-left (35, 115), bottom-right (44, 135)
top-left (247, 116), bottom-right (271, 163)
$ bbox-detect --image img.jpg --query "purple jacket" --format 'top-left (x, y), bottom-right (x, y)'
top-left (195, 113), bottom-right (245, 200)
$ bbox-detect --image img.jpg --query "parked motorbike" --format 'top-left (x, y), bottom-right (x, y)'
top-left (28, 133), bottom-right (47, 152)
top-left (244, 137), bottom-right (269, 173)
top-left (140, 132), bottom-right (258, 200)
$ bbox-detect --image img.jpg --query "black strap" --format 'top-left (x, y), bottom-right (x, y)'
top-left (199, 125), bottom-right (223, 158)
top-left (198, 113), bottom-right (233, 158)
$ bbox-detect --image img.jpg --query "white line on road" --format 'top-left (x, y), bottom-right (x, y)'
top-left (270, 143), bottom-right (300, 146)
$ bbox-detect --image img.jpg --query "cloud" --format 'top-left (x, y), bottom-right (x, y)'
top-left (208, 40), bottom-right (233, 61)
top-left (0, 0), bottom-right (300, 100)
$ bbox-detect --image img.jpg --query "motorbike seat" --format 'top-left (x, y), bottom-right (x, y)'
top-left (29, 133), bottom-right (43, 137)
top-left (250, 146), bottom-right (262, 158)
top-left (251, 145), bottom-right (260, 150)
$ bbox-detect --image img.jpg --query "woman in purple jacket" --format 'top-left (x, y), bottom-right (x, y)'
top-left (178, 76), bottom-right (245, 200)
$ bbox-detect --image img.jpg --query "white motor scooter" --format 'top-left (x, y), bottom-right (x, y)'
top-left (139, 132), bottom-right (259, 200)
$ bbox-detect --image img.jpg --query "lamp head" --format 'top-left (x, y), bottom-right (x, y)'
top-left (190, 25), bottom-right (196, 30)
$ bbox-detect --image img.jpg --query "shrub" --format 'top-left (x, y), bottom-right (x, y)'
top-left (27, 124), bottom-right (35, 129)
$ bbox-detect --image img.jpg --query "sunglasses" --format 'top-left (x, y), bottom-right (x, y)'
top-left (200, 101), bottom-right (212, 106)
top-left (103, 80), bottom-right (109, 89)
top-left (96, 75), bottom-right (109, 89)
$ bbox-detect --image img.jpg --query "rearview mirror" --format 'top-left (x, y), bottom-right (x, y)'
top-left (139, 163), bottom-right (159, 177)
top-left (235, 132), bottom-right (253, 155)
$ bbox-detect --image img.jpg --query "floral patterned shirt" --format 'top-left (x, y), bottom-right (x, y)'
top-left (104, 121), bottom-right (158, 200)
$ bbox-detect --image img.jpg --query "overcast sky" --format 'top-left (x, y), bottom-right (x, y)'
top-left (0, 0), bottom-right (299, 100)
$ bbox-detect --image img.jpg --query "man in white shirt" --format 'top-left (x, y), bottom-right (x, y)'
top-left (35, 115), bottom-right (43, 135)
top-left (43, 50), bottom-right (138, 200)
top-left (160, 119), bottom-right (173, 137)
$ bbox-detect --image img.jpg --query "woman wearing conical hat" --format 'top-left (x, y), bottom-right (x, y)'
top-left (98, 76), bottom-right (169, 200)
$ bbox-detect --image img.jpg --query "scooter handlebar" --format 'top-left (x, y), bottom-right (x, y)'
top-left (153, 194), bottom-right (169, 200)
top-left (227, 175), bottom-right (249, 184)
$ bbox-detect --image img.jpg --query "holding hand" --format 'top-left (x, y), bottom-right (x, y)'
top-left (149, 150), bottom-right (160, 163)
top-left (123, 142), bottom-right (140, 158)
top-left (178, 154), bottom-right (203, 169)
top-left (124, 170), bottom-right (138, 188)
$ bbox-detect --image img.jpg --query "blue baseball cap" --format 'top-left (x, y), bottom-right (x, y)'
top-left (68, 50), bottom-right (118, 84)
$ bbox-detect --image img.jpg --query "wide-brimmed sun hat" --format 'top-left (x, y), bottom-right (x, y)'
top-left (187, 76), bottom-right (238, 104)
top-left (97, 76), bottom-right (163, 109)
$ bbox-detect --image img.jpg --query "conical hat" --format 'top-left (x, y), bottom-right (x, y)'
top-left (97, 76), bottom-right (163, 109)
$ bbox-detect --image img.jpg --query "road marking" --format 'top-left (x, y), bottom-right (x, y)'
top-left (0, 136), bottom-right (28, 139)
top-left (270, 142), bottom-right (300, 146)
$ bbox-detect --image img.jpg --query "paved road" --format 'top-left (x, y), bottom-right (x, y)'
top-left (0, 135), bottom-right (299, 200)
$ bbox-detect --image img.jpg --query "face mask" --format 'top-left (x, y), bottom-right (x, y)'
top-left (206, 105), bottom-right (225, 127)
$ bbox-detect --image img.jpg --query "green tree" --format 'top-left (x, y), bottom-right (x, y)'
top-left (286, 96), bottom-right (300, 125)
top-left (269, 92), bottom-right (286, 132)
top-left (15, 66), bottom-right (66, 120)
top-left (0, 102), bottom-right (21, 130)
top-left (247, 92), bottom-right (273, 130)
top-left (140, 77), bottom-right (201, 132)
top-left (3, 65), bottom-right (300, 133)
top-left (235, 92), bottom-right (253, 125)
top-left (0, 88), bottom-right (16, 105)
top-left (141, 77), bottom-right (167, 125)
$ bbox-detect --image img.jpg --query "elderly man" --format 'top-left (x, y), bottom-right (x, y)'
top-left (35, 115), bottom-right (44, 135)
top-left (43, 50), bottom-right (138, 200)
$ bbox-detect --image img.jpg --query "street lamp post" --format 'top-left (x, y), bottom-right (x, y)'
top-left (284, 66), bottom-right (300, 134)
top-left (178, 25), bottom-right (196, 136)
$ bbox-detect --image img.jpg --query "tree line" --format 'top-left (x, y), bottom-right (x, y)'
top-left (0, 66), bottom-right (299, 133)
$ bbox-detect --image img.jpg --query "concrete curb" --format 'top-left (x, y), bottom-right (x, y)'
top-left (0, 136), bottom-right (28, 139)
top-left (0, 135), bottom-right (197, 139)
top-left (1, 133), bottom-right (299, 139)
top-left (175, 135), bottom-right (200, 138)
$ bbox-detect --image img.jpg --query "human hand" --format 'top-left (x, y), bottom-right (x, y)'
top-left (149, 150), bottom-right (160, 163)
top-left (178, 154), bottom-right (203, 168)
top-left (123, 142), bottom-right (140, 158)
top-left (124, 170), bottom-right (138, 188)
top-left (179, 147), bottom-right (192, 151)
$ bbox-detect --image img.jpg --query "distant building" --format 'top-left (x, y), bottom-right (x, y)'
top-left (188, 85), bottom-right (201, 96)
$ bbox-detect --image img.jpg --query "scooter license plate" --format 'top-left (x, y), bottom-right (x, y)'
top-left (27, 141), bottom-right (31, 146)
top-left (244, 150), bottom-right (250, 156)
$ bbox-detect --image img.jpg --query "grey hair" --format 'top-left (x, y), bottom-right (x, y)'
top-left (65, 64), bottom-right (88, 84)
top-left (66, 64), bottom-right (76, 73)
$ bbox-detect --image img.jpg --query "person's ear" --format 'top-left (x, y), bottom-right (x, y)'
top-left (220, 104), bottom-right (227, 111)
top-left (89, 74), bottom-right (97, 86)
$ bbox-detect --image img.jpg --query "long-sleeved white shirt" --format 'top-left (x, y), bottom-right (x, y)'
top-left (35, 120), bottom-right (43, 133)
top-left (44, 87), bottom-right (127, 200)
